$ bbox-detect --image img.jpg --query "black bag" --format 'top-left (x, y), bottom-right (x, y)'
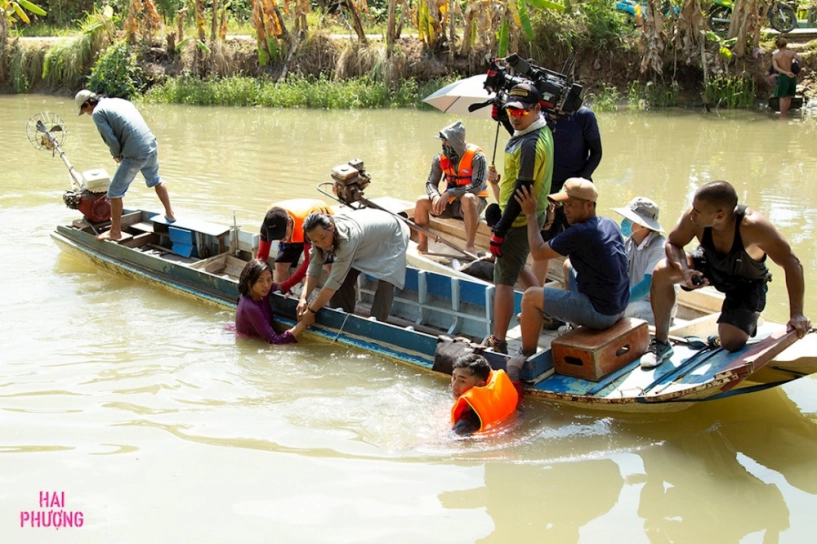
top-left (792, 58), bottom-right (801, 75)
top-left (432, 336), bottom-right (485, 375)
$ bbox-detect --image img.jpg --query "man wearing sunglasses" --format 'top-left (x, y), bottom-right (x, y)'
top-left (483, 83), bottom-right (553, 354)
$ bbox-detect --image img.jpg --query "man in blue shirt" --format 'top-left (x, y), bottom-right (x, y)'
top-left (511, 178), bottom-right (629, 359)
top-left (76, 90), bottom-right (175, 241)
top-left (533, 106), bottom-right (602, 286)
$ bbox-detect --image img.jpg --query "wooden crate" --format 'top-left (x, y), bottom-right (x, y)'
top-left (552, 318), bottom-right (649, 381)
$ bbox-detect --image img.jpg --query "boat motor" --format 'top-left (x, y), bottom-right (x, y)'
top-left (330, 159), bottom-right (371, 206)
top-left (26, 112), bottom-right (112, 224)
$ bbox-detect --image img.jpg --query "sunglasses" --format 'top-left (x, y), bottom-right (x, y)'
top-left (506, 107), bottom-right (532, 118)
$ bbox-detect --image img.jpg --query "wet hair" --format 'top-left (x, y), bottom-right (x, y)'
top-left (302, 212), bottom-right (336, 244)
top-left (452, 353), bottom-right (491, 382)
top-left (777, 37), bottom-right (787, 48)
top-left (695, 180), bottom-right (738, 212)
top-left (237, 259), bottom-right (271, 298)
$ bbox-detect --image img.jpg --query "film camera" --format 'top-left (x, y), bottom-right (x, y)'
top-left (331, 159), bottom-right (371, 205)
top-left (479, 54), bottom-right (583, 122)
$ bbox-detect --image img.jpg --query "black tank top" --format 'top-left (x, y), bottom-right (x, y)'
top-left (700, 205), bottom-right (771, 291)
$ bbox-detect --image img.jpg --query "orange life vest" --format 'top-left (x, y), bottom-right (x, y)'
top-left (451, 369), bottom-right (518, 432)
top-left (268, 198), bottom-right (332, 244)
top-left (439, 144), bottom-right (488, 199)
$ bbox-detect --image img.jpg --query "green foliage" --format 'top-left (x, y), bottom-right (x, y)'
top-left (627, 80), bottom-right (680, 109)
top-left (704, 73), bottom-right (756, 109)
top-left (87, 40), bottom-right (146, 99)
top-left (8, 41), bottom-right (43, 92)
top-left (41, 8), bottom-right (112, 89)
top-left (142, 74), bottom-right (448, 109)
top-left (527, 0), bottom-right (633, 60)
top-left (587, 84), bottom-right (620, 112)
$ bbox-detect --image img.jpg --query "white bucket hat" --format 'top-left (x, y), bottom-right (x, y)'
top-left (612, 196), bottom-right (663, 232)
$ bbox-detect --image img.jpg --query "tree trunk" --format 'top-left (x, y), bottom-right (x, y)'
top-left (211, 0), bottom-right (219, 41)
top-left (448, 0), bottom-right (456, 60)
top-left (345, 0), bottom-right (368, 44)
top-left (387, 0), bottom-right (397, 48)
top-left (460, 6), bottom-right (473, 56)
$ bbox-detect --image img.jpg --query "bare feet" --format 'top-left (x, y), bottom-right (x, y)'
top-left (165, 214), bottom-right (176, 223)
top-left (417, 244), bottom-right (428, 254)
top-left (96, 230), bottom-right (122, 241)
top-left (465, 245), bottom-right (477, 257)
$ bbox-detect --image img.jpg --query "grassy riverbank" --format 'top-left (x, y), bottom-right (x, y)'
top-left (3, 3), bottom-right (813, 110)
top-left (141, 74), bottom-right (453, 109)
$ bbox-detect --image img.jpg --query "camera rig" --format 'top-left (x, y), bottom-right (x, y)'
top-left (472, 54), bottom-right (584, 133)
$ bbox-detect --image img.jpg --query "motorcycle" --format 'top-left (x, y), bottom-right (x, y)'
top-left (708, 0), bottom-right (797, 35)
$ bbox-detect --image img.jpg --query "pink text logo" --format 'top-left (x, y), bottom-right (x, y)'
top-left (20, 491), bottom-right (84, 529)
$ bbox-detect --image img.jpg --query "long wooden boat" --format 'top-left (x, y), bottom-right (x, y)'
top-left (51, 207), bottom-right (817, 412)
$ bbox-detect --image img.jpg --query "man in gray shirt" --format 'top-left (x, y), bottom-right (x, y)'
top-left (76, 90), bottom-right (175, 241)
top-left (297, 208), bottom-right (410, 324)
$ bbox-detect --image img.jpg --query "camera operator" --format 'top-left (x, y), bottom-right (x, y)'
top-left (483, 83), bottom-right (554, 354)
top-left (532, 105), bottom-right (602, 287)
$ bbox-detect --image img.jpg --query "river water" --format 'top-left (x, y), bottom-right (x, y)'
top-left (2, 94), bottom-right (816, 543)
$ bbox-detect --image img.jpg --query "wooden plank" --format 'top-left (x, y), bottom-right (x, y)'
top-left (119, 232), bottom-right (158, 248)
top-left (151, 215), bottom-right (229, 238)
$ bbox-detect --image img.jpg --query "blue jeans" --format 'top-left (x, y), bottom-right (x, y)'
top-left (108, 151), bottom-right (161, 199)
top-left (542, 269), bottom-right (624, 330)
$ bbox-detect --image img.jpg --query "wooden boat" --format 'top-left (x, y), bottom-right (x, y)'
top-left (51, 206), bottom-right (817, 412)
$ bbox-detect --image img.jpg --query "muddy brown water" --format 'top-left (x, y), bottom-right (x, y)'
top-left (2, 94), bottom-right (817, 542)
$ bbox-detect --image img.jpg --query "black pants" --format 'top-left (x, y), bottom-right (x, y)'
top-left (329, 268), bottom-right (395, 322)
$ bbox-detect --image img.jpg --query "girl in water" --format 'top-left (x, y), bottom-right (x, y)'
top-left (235, 259), bottom-right (306, 344)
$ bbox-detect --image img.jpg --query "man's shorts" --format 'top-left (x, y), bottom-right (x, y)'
top-left (435, 196), bottom-right (488, 219)
top-left (541, 267), bottom-right (624, 330)
top-left (688, 249), bottom-right (768, 337)
top-left (493, 213), bottom-right (545, 286)
top-left (774, 73), bottom-right (797, 98)
top-left (275, 242), bottom-right (305, 264)
top-left (108, 151), bottom-right (161, 199)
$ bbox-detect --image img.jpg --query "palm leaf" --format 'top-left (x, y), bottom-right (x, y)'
top-left (518, 0), bottom-right (535, 40)
top-left (524, 0), bottom-right (565, 11)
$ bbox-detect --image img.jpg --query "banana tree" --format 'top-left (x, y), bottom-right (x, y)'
top-left (460, 0), bottom-right (563, 58)
top-left (252, 0), bottom-right (289, 66)
top-left (124, 0), bottom-right (162, 43)
top-left (1, 0), bottom-right (47, 48)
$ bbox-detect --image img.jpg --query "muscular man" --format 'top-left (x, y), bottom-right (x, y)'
top-left (772, 37), bottom-right (798, 118)
top-left (76, 89), bottom-right (175, 241)
top-left (414, 121), bottom-right (488, 256)
top-left (484, 83), bottom-right (553, 354)
top-left (297, 208), bottom-right (409, 325)
top-left (257, 198), bottom-right (332, 292)
top-left (641, 180), bottom-right (810, 369)
top-left (533, 106), bottom-right (602, 285)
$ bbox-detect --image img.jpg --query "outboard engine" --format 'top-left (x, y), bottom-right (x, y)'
top-left (331, 159), bottom-right (371, 205)
top-left (27, 112), bottom-right (112, 224)
top-left (62, 168), bottom-right (112, 223)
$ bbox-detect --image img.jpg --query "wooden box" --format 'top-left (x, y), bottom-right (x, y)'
top-left (551, 318), bottom-right (649, 381)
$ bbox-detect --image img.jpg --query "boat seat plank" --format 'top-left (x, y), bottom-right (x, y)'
top-left (151, 215), bottom-right (230, 238)
top-left (130, 222), bottom-right (155, 234)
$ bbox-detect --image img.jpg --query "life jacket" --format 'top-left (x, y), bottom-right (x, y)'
top-left (269, 198), bottom-right (332, 244)
top-left (451, 369), bottom-right (518, 432)
top-left (440, 144), bottom-right (488, 199)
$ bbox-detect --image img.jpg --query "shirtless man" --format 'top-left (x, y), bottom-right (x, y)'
top-left (772, 37), bottom-right (798, 118)
top-left (641, 180), bottom-right (810, 369)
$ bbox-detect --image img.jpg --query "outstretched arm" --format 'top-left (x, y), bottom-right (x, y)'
top-left (750, 215), bottom-right (810, 337)
top-left (515, 185), bottom-right (561, 262)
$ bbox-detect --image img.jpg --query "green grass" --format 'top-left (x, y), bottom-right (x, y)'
top-left (142, 74), bottom-right (454, 109)
top-left (587, 85), bottom-right (621, 112)
top-left (704, 74), bottom-right (756, 109)
top-left (627, 80), bottom-right (680, 109)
